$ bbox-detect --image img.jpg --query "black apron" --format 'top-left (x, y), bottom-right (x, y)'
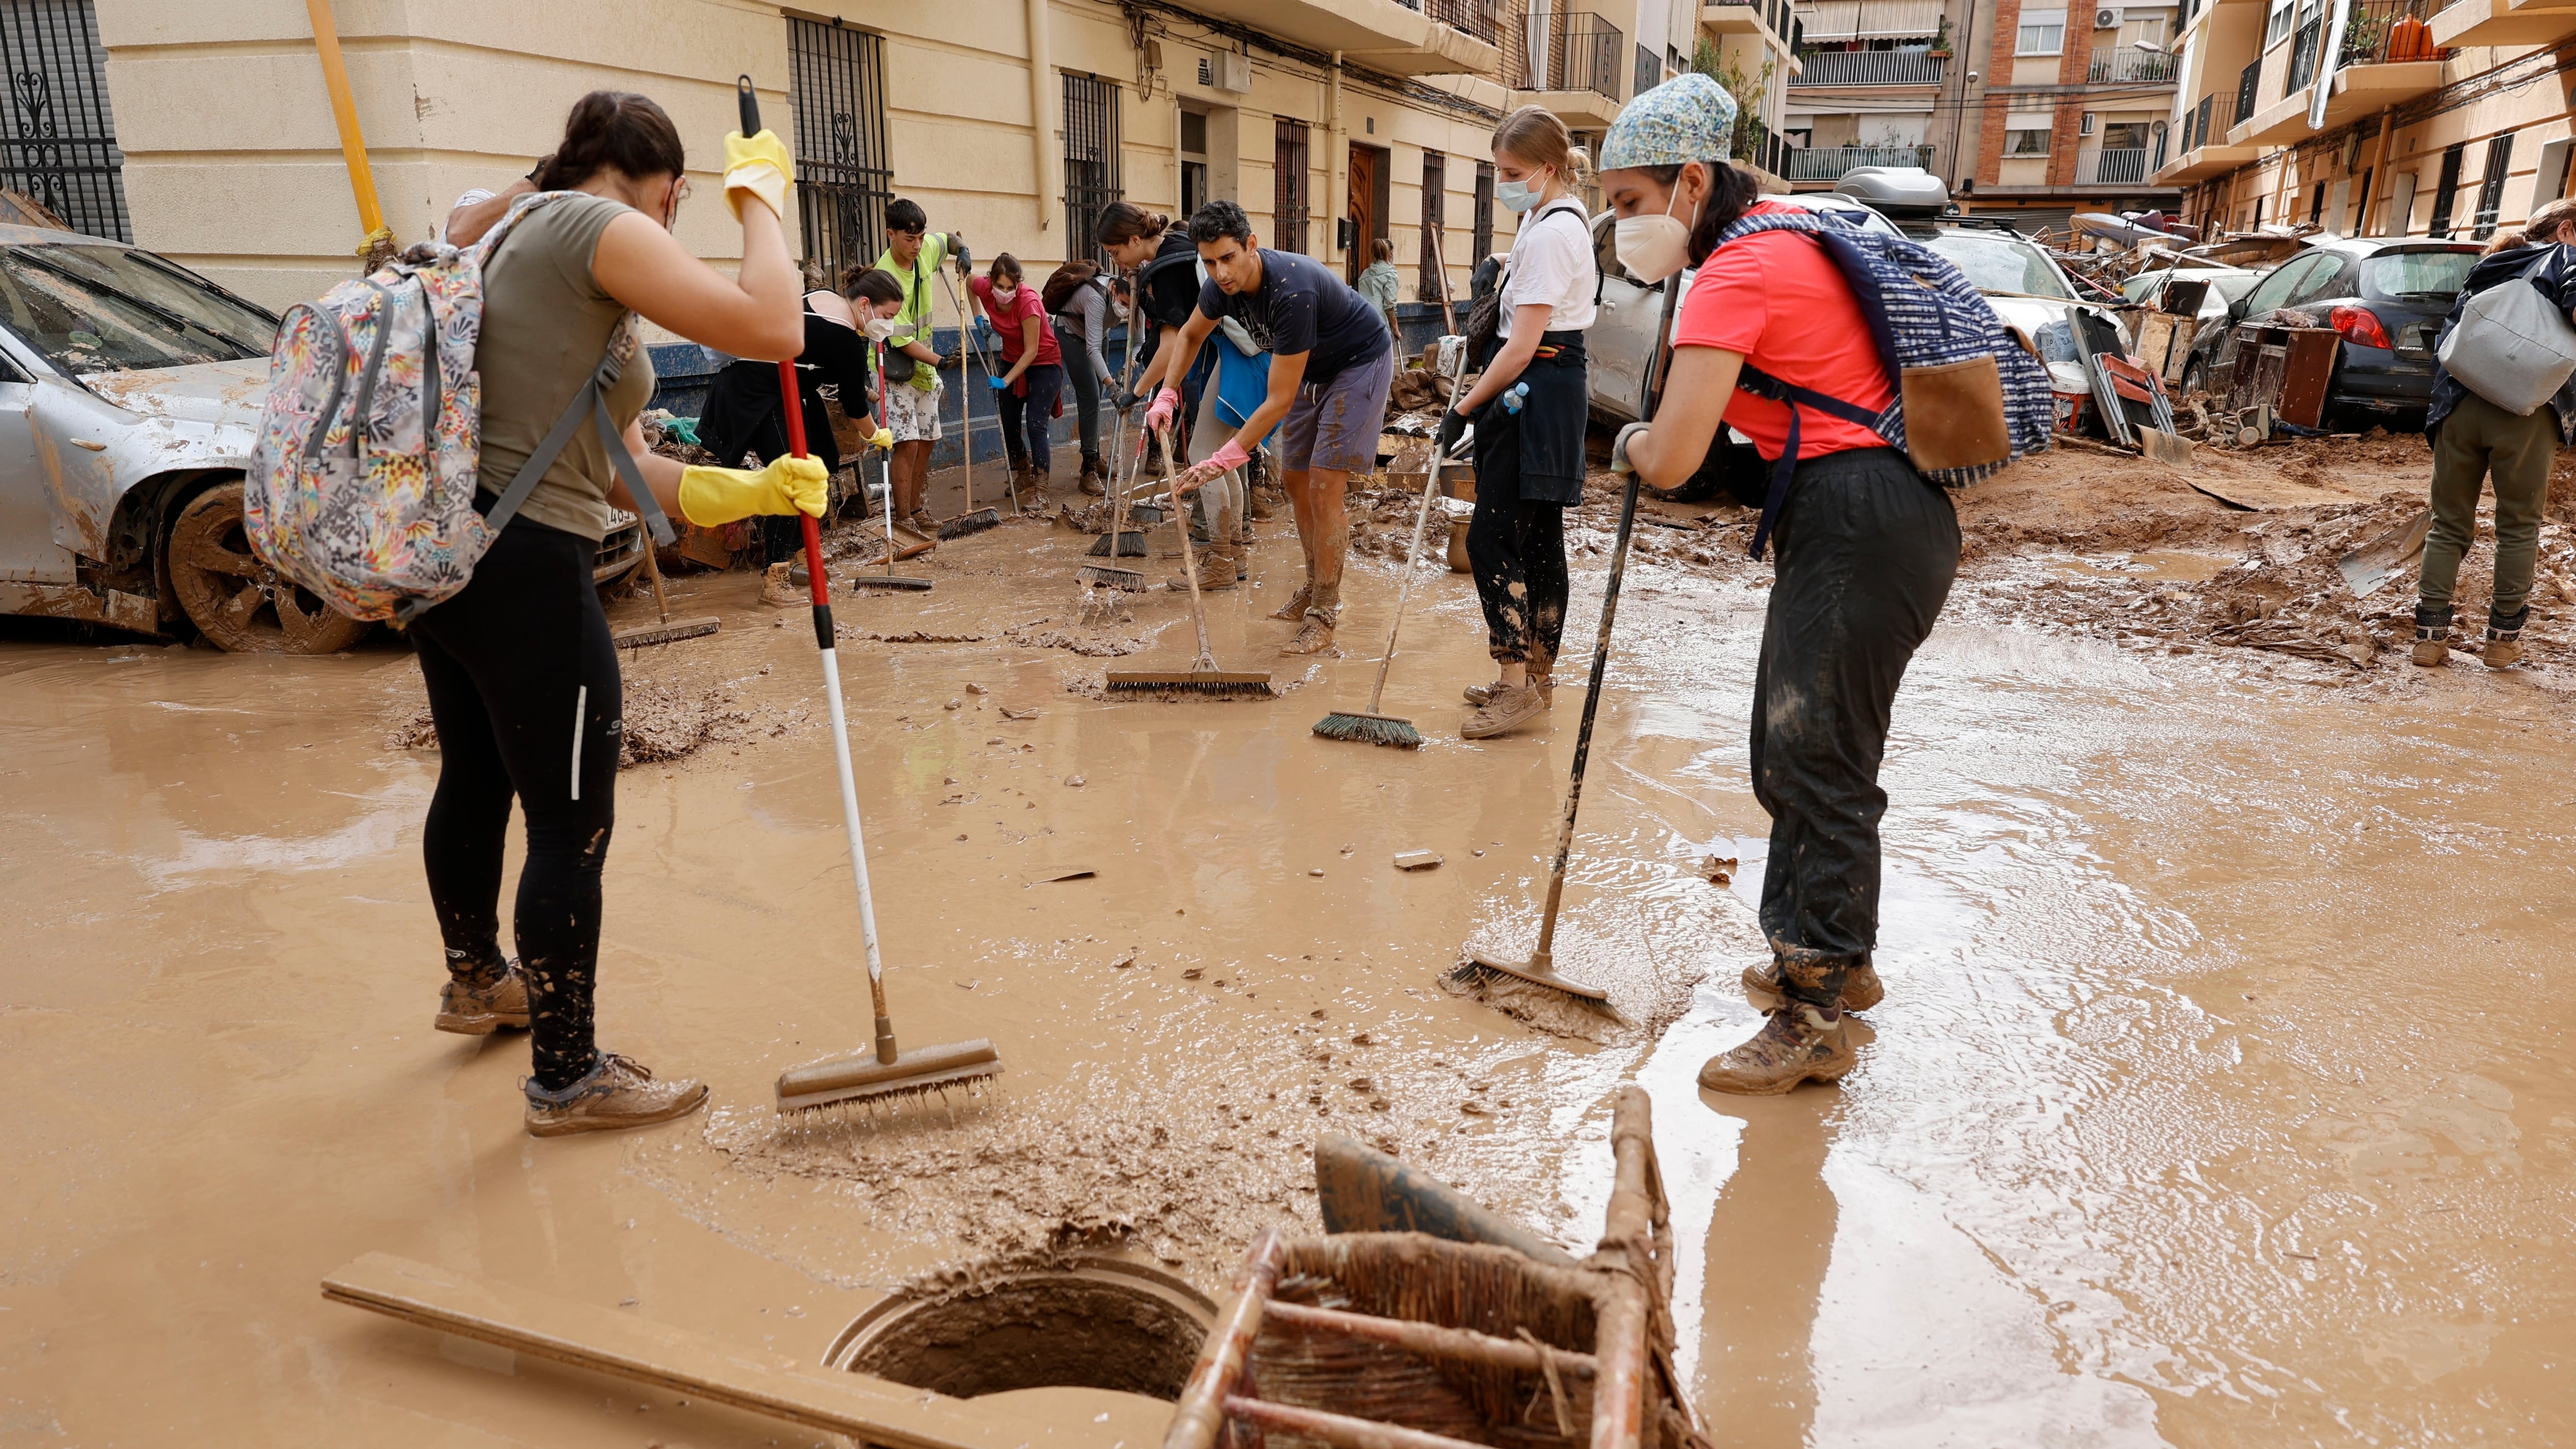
top-left (1472, 331), bottom-right (1589, 505)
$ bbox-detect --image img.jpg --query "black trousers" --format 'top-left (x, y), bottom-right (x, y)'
top-left (411, 520), bottom-right (621, 1090)
top-left (1465, 492), bottom-right (1568, 667)
top-left (1063, 349), bottom-right (1106, 469)
top-left (997, 363), bottom-right (1066, 472)
top-left (1751, 448), bottom-right (1958, 1009)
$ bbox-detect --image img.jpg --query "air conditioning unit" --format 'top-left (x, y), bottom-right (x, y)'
top-left (1213, 51), bottom-right (1252, 93)
top-left (2096, 7), bottom-right (2123, 28)
top-left (2080, 111), bottom-right (2099, 135)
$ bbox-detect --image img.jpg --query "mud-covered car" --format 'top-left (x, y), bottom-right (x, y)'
top-left (0, 225), bottom-right (644, 651)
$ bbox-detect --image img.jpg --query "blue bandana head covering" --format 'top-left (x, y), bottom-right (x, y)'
top-left (1599, 73), bottom-right (1739, 170)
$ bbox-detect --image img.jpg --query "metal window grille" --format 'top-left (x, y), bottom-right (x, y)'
top-left (2470, 131), bottom-right (2512, 239)
top-left (2234, 59), bottom-right (2260, 125)
top-left (1502, 3), bottom-right (1624, 101)
top-left (787, 18), bottom-right (892, 287)
top-left (1635, 42), bottom-right (1657, 99)
top-left (2427, 141), bottom-right (2463, 238)
top-left (1472, 160), bottom-right (1494, 273)
top-left (1422, 0), bottom-right (1502, 45)
top-left (1420, 149), bottom-right (1445, 299)
top-left (2194, 95), bottom-right (2213, 152)
top-left (1063, 73), bottom-right (1122, 264)
top-left (1274, 118), bottom-right (1310, 254)
top-left (0, 0), bottom-right (126, 241)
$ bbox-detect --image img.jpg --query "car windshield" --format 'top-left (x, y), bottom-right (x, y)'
top-left (2211, 272), bottom-right (2263, 302)
top-left (2363, 249), bottom-right (2476, 301)
top-left (1924, 232), bottom-right (2074, 299)
top-left (0, 243), bottom-right (278, 375)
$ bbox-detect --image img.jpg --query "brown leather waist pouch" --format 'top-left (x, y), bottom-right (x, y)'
top-left (1900, 355), bottom-right (2010, 475)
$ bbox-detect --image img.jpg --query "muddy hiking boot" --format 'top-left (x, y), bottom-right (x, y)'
top-left (1281, 586), bottom-right (1339, 655)
top-left (1171, 543), bottom-right (1247, 592)
top-left (758, 561), bottom-right (801, 609)
top-left (435, 961), bottom-right (530, 1036)
top-left (2411, 605), bottom-right (2451, 668)
top-left (523, 1053), bottom-right (709, 1138)
top-left (1079, 458), bottom-right (1108, 496)
top-left (2485, 607), bottom-right (2528, 670)
top-left (1698, 1002), bottom-right (1857, 1096)
top-left (1741, 959), bottom-right (1883, 1015)
top-left (906, 508), bottom-right (940, 538)
top-left (1461, 683), bottom-right (1547, 739)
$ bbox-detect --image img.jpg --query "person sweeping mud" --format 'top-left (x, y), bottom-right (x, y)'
top-left (1444, 107), bottom-right (1595, 740)
top-left (1150, 199), bottom-right (1396, 652)
top-left (872, 199), bottom-right (965, 535)
top-left (2411, 197), bottom-right (2576, 671)
top-left (1601, 76), bottom-right (1959, 1095)
top-left (968, 253), bottom-right (1068, 495)
top-left (416, 91), bottom-right (822, 1135)
top-left (697, 267), bottom-right (904, 607)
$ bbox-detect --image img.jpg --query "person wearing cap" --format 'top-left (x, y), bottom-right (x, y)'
top-left (1602, 74), bottom-right (1960, 1096)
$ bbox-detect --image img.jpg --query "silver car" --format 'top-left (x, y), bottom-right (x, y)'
top-left (0, 226), bottom-right (643, 651)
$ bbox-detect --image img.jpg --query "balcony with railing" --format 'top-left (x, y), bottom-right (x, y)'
top-left (1411, 0), bottom-right (1502, 45)
top-left (1785, 143), bottom-right (1937, 181)
top-left (1700, 0), bottom-right (1800, 45)
top-left (2075, 147), bottom-right (2151, 184)
top-left (1791, 47), bottom-right (1946, 84)
top-left (1196, 0), bottom-right (1497, 75)
top-left (1504, 6), bottom-right (1626, 100)
top-left (2231, 0), bottom-right (2446, 143)
top-left (2089, 45), bottom-right (2181, 82)
top-left (2430, 0), bottom-right (2576, 49)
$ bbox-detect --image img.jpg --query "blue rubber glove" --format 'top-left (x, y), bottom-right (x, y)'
top-left (988, 374), bottom-right (1008, 391)
top-left (973, 316), bottom-right (991, 341)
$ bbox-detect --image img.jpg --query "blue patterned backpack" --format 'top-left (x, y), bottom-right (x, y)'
top-left (1711, 209), bottom-right (2053, 556)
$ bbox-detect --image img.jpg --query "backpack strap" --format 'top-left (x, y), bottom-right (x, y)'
top-left (480, 330), bottom-right (673, 547)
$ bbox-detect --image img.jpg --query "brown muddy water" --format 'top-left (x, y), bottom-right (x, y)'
top-left (3, 510), bottom-right (2572, 1446)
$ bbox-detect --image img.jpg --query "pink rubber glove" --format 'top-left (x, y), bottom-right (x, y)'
top-left (1142, 385), bottom-right (1181, 434)
top-left (1174, 438), bottom-right (1249, 496)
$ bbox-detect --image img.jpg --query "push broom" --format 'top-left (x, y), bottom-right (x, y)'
top-left (1101, 426), bottom-right (1274, 698)
top-left (848, 334), bottom-right (931, 593)
top-left (1313, 226), bottom-right (1470, 747)
top-left (610, 543), bottom-right (721, 647)
top-left (1088, 313), bottom-right (1147, 562)
top-left (1075, 437), bottom-right (1148, 592)
top-left (1453, 266), bottom-right (1687, 1008)
top-left (726, 81), bottom-right (998, 1114)
top-left (933, 265), bottom-right (1008, 539)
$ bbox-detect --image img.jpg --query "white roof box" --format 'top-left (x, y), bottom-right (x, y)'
top-left (1833, 166), bottom-right (1951, 215)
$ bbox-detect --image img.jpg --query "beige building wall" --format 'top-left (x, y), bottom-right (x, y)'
top-left (97, 0), bottom-right (1513, 321)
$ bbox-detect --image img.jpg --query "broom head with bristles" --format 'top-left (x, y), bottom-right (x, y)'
top-left (1101, 668), bottom-right (1276, 698)
top-left (1087, 530), bottom-right (1148, 557)
top-left (1076, 561), bottom-right (1147, 592)
top-left (1454, 948), bottom-right (1611, 1002)
top-left (775, 1036), bottom-right (1002, 1113)
top-left (938, 507), bottom-right (1003, 540)
top-left (849, 573), bottom-right (934, 592)
top-left (612, 616), bottom-right (720, 649)
top-left (1312, 709), bottom-right (1421, 748)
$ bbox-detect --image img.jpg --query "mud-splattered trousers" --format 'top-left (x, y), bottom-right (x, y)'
top-left (1466, 334), bottom-right (1586, 667)
top-left (411, 519), bottom-right (621, 1091)
top-left (2419, 389), bottom-right (2554, 630)
top-left (1752, 448), bottom-right (1958, 1010)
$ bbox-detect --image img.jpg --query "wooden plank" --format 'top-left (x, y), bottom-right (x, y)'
top-left (321, 1252), bottom-right (1068, 1449)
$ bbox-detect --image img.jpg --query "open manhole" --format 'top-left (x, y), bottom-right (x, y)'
top-left (825, 1256), bottom-right (1214, 1401)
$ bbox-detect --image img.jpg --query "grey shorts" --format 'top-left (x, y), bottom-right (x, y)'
top-left (1280, 345), bottom-right (1395, 476)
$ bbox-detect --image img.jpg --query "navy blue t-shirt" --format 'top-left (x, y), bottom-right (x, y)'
top-left (1195, 248), bottom-right (1391, 383)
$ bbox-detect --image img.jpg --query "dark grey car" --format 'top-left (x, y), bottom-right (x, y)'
top-left (2180, 236), bottom-right (2480, 429)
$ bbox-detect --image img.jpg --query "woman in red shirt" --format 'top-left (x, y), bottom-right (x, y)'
top-left (968, 252), bottom-right (1067, 492)
top-left (1600, 75), bottom-right (1959, 1096)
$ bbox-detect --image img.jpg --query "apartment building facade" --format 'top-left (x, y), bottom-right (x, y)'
top-left (2155, 0), bottom-right (2576, 246)
top-left (71, 0), bottom-right (1535, 322)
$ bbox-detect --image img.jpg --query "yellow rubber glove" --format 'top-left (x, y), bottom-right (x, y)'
top-left (722, 129), bottom-right (792, 222)
top-left (867, 424), bottom-right (894, 451)
top-left (677, 455), bottom-right (828, 526)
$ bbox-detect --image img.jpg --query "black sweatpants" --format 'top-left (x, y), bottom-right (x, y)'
top-left (1465, 493), bottom-right (1568, 668)
top-left (1751, 448), bottom-right (1958, 1010)
top-left (410, 520), bottom-right (622, 1091)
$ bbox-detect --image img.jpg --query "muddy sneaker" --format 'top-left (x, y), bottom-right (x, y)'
top-left (1248, 490), bottom-right (1279, 522)
top-left (907, 508), bottom-right (940, 537)
top-left (523, 1053), bottom-right (709, 1138)
top-left (758, 561), bottom-right (800, 608)
top-left (1269, 583), bottom-right (1314, 621)
top-left (1281, 609), bottom-right (1337, 655)
top-left (1079, 461), bottom-right (1108, 496)
top-left (2485, 607), bottom-right (2528, 669)
top-left (435, 964), bottom-right (529, 1035)
top-left (1740, 959), bottom-right (1883, 1015)
top-left (1697, 1003), bottom-right (1856, 1096)
top-left (1461, 684), bottom-right (1546, 739)
top-left (1466, 674), bottom-right (1552, 708)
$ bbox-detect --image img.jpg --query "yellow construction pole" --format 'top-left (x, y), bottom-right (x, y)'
top-left (306, 0), bottom-right (391, 258)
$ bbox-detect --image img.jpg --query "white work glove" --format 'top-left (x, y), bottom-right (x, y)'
top-left (1611, 421), bottom-right (1650, 476)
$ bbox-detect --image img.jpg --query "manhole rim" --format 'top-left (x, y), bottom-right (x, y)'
top-left (822, 1254), bottom-right (1217, 1373)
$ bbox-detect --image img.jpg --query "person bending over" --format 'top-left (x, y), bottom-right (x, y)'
top-left (1147, 199), bottom-right (1395, 652)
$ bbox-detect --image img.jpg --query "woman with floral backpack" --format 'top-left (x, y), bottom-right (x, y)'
top-left (411, 91), bottom-right (819, 1137)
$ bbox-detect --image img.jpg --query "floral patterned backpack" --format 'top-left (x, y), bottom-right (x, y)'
top-left (243, 192), bottom-right (674, 624)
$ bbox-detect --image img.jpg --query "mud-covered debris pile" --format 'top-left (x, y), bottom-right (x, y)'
top-left (389, 678), bottom-right (753, 766)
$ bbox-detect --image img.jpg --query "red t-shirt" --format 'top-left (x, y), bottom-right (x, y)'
top-left (1671, 201), bottom-right (1893, 461)
top-left (969, 275), bottom-right (1063, 368)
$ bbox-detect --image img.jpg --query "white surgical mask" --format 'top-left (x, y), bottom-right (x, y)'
top-left (863, 314), bottom-right (903, 343)
top-left (1614, 184), bottom-right (1699, 283)
top-left (1494, 171), bottom-right (1548, 214)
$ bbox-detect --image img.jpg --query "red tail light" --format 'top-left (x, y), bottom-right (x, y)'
top-left (2330, 304), bottom-right (2394, 349)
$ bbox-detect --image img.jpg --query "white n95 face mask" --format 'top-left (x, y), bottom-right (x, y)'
top-left (1614, 186), bottom-right (1699, 283)
top-left (1494, 172), bottom-right (1547, 214)
top-left (863, 314), bottom-right (904, 343)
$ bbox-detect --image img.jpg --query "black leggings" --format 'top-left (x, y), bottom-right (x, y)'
top-left (410, 520), bottom-right (621, 1091)
top-left (1465, 492), bottom-right (1569, 668)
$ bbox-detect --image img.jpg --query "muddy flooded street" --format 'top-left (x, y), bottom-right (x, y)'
top-left (5, 470), bottom-right (2573, 1445)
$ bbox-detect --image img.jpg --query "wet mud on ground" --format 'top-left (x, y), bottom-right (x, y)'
top-left (4, 446), bottom-right (2573, 1445)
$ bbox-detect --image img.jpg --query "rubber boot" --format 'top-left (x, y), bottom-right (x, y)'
top-left (2412, 603), bottom-right (2451, 667)
top-left (1697, 1002), bottom-right (1857, 1095)
top-left (523, 1053), bottom-right (709, 1138)
top-left (2485, 605), bottom-right (2528, 669)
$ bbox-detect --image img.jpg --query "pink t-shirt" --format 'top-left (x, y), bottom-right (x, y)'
top-left (1671, 201), bottom-right (1894, 461)
top-left (970, 275), bottom-right (1063, 369)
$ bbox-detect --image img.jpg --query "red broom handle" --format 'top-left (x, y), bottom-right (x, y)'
top-left (778, 359), bottom-right (827, 608)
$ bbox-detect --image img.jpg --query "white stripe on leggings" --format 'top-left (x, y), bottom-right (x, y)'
top-left (569, 685), bottom-right (587, 802)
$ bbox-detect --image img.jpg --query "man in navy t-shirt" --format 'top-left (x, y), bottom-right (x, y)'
top-left (1137, 199), bottom-right (1396, 654)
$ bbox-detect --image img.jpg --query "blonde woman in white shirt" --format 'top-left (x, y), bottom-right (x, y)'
top-left (1443, 106), bottom-right (1598, 739)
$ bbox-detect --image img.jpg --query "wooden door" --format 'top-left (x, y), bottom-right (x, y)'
top-left (1346, 143), bottom-right (1382, 284)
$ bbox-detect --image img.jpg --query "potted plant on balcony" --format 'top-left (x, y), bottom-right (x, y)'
top-left (1929, 15), bottom-right (1953, 59)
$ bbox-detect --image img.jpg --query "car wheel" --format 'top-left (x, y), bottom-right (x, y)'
top-left (2182, 357), bottom-right (2208, 397)
top-left (167, 482), bottom-right (371, 654)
